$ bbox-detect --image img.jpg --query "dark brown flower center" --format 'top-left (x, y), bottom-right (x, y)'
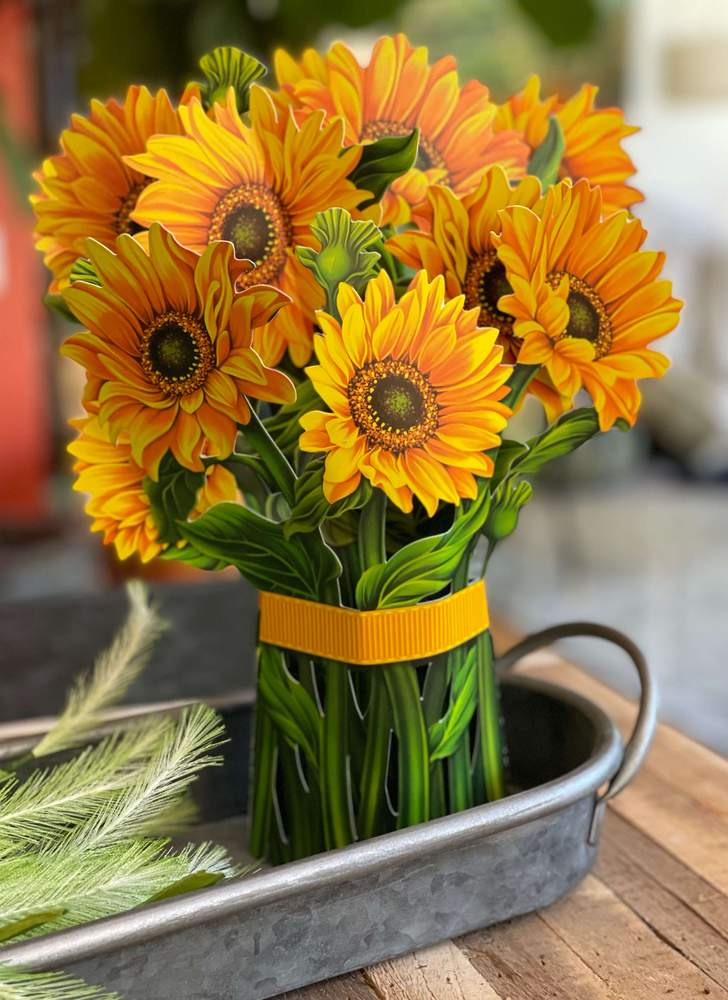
top-left (464, 251), bottom-right (514, 338)
top-left (209, 183), bottom-right (291, 283)
top-left (549, 271), bottom-right (612, 358)
top-left (140, 311), bottom-right (213, 395)
top-left (116, 179), bottom-right (150, 236)
top-left (348, 358), bottom-right (439, 453)
top-left (360, 119), bottom-right (446, 174)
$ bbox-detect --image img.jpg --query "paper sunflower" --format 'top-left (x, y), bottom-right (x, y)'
top-left (68, 417), bottom-right (238, 562)
top-left (126, 88), bottom-right (368, 367)
top-left (495, 75), bottom-right (642, 215)
top-left (31, 86), bottom-right (191, 292)
top-left (386, 167), bottom-right (570, 418)
top-left (61, 224), bottom-right (294, 477)
top-left (273, 33), bottom-right (528, 227)
top-left (494, 179), bottom-right (682, 430)
top-left (299, 270), bottom-right (511, 516)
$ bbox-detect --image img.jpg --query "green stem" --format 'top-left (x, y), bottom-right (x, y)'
top-left (249, 698), bottom-right (276, 859)
top-left (503, 363), bottom-right (540, 410)
top-left (358, 489), bottom-right (386, 571)
top-left (383, 662), bottom-right (430, 828)
top-left (477, 630), bottom-right (506, 801)
top-left (445, 553), bottom-right (474, 814)
top-left (241, 405), bottom-right (297, 506)
top-left (422, 655), bottom-right (447, 821)
top-left (320, 658), bottom-right (355, 848)
top-left (357, 672), bottom-right (391, 838)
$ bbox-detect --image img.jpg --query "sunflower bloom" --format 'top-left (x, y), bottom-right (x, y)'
top-left (387, 167), bottom-right (568, 419)
top-left (299, 270), bottom-right (511, 516)
top-left (273, 33), bottom-right (529, 227)
top-left (126, 88), bottom-right (368, 368)
top-left (61, 224), bottom-right (294, 477)
top-left (31, 86), bottom-right (191, 291)
top-left (495, 75), bottom-right (642, 215)
top-left (69, 417), bottom-right (238, 563)
top-left (494, 179), bottom-right (682, 430)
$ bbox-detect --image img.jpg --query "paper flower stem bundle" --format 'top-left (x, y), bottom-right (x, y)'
top-left (32, 40), bottom-right (682, 862)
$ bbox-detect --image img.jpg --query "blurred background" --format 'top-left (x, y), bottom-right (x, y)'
top-left (1, 0), bottom-right (726, 751)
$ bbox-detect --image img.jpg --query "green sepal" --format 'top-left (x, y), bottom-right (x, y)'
top-left (44, 293), bottom-right (77, 323)
top-left (284, 457), bottom-right (372, 540)
top-left (144, 453), bottom-right (205, 546)
top-left (69, 257), bottom-right (102, 287)
top-left (349, 129), bottom-right (419, 207)
top-left (196, 46), bottom-right (267, 113)
top-left (148, 871), bottom-right (224, 902)
top-left (513, 406), bottom-right (600, 475)
top-left (297, 208), bottom-right (381, 314)
top-left (527, 117), bottom-right (565, 187)
top-left (614, 417), bottom-right (631, 432)
top-left (177, 502), bottom-right (340, 600)
top-left (0, 908), bottom-right (66, 942)
top-left (428, 645), bottom-right (478, 762)
top-left (355, 483), bottom-right (491, 610)
top-left (257, 643), bottom-right (321, 768)
top-left (484, 479), bottom-right (534, 543)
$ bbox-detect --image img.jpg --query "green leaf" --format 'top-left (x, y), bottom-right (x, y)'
top-left (349, 129), bottom-right (419, 207)
top-left (514, 406), bottom-right (600, 475)
top-left (264, 379), bottom-right (320, 457)
top-left (355, 485), bottom-right (491, 610)
top-left (428, 646), bottom-right (478, 762)
top-left (284, 458), bottom-right (371, 539)
top-left (297, 208), bottom-right (382, 313)
top-left (145, 453), bottom-right (205, 546)
top-left (257, 644), bottom-right (321, 768)
top-left (196, 46), bottom-right (267, 113)
top-left (527, 117), bottom-right (565, 187)
top-left (69, 258), bottom-right (101, 287)
top-left (491, 439), bottom-right (528, 487)
top-left (177, 502), bottom-right (340, 599)
top-left (148, 870), bottom-right (224, 902)
top-left (0, 907), bottom-right (65, 942)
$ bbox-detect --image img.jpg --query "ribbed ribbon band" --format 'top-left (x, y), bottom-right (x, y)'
top-left (258, 581), bottom-right (489, 665)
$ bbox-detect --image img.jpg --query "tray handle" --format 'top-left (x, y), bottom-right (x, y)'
top-left (496, 622), bottom-right (657, 844)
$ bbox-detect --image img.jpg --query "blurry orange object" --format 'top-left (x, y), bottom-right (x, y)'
top-left (0, 0), bottom-right (49, 524)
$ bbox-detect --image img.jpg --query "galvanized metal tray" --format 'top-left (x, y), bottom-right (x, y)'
top-left (1, 623), bottom-right (656, 1000)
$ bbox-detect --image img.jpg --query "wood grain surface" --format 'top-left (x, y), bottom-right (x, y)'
top-left (282, 637), bottom-right (728, 999)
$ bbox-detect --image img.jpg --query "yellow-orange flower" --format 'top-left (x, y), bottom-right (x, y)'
top-left (299, 270), bottom-right (511, 516)
top-left (495, 75), bottom-right (642, 215)
top-left (125, 88), bottom-right (368, 368)
top-left (31, 86), bottom-right (190, 292)
top-left (387, 167), bottom-right (569, 419)
top-left (61, 224), bottom-right (294, 477)
top-left (273, 33), bottom-right (528, 227)
top-left (494, 179), bottom-right (682, 430)
top-left (68, 416), bottom-right (238, 562)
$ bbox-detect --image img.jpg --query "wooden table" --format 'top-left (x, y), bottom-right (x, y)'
top-left (285, 645), bottom-right (728, 1000)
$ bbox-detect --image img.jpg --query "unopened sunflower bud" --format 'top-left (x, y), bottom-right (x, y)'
top-left (484, 480), bottom-right (533, 543)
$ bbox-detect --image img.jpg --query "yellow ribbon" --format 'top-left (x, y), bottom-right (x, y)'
top-left (258, 580), bottom-right (489, 665)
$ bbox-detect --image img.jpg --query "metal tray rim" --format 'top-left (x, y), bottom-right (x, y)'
top-left (3, 673), bottom-right (623, 972)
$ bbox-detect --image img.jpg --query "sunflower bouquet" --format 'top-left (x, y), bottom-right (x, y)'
top-left (32, 38), bottom-right (682, 863)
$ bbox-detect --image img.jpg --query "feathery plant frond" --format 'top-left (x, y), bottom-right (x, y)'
top-left (0, 716), bottom-right (178, 857)
top-left (0, 583), bottom-right (237, 1000)
top-left (0, 963), bottom-right (118, 1000)
top-left (69, 704), bottom-right (225, 850)
top-left (32, 582), bottom-right (168, 758)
